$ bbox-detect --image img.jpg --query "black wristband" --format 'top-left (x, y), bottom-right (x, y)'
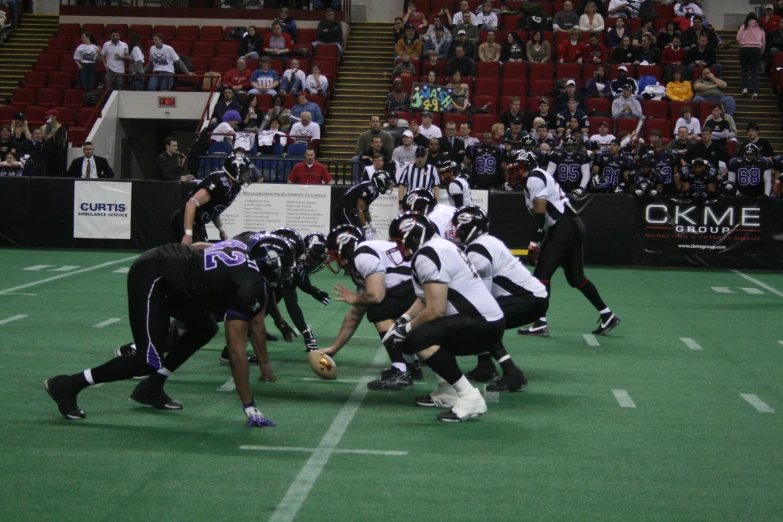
top-left (531, 213), bottom-right (546, 243)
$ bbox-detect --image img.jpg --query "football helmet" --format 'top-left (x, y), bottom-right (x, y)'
top-left (451, 205), bottom-right (489, 245)
top-left (388, 211), bottom-right (436, 262)
top-left (272, 227), bottom-right (305, 262)
top-left (223, 154), bottom-right (251, 186)
top-left (633, 177), bottom-right (656, 198)
top-left (640, 155), bottom-right (657, 172)
top-left (591, 173), bottom-right (614, 192)
top-left (742, 143), bottom-right (760, 164)
top-left (247, 234), bottom-right (296, 287)
top-left (454, 163), bottom-right (472, 179)
top-left (688, 184), bottom-right (710, 204)
top-left (303, 232), bottom-right (328, 273)
top-left (521, 134), bottom-right (537, 151)
top-left (402, 188), bottom-right (438, 214)
top-left (437, 160), bottom-right (458, 182)
top-left (506, 150), bottom-right (539, 188)
top-left (325, 224), bottom-right (364, 273)
top-left (562, 134), bottom-right (578, 155)
top-left (371, 170), bottom-right (394, 195)
top-left (718, 179), bottom-right (737, 198)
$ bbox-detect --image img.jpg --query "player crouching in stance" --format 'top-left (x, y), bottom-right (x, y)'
top-left (44, 235), bottom-right (296, 427)
top-left (385, 212), bottom-right (509, 422)
top-left (507, 151), bottom-right (621, 337)
top-left (333, 170), bottom-right (394, 241)
top-left (321, 224), bottom-right (423, 389)
top-left (451, 206), bottom-right (548, 391)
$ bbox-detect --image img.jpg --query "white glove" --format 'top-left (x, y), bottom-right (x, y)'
top-left (243, 403), bottom-right (276, 428)
top-left (362, 224), bottom-right (374, 241)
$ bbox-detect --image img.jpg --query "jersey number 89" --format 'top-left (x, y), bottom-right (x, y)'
top-left (475, 156), bottom-right (496, 175)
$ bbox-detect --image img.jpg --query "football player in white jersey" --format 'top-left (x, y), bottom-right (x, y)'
top-left (451, 205), bottom-right (549, 391)
top-left (437, 160), bottom-right (473, 207)
top-left (507, 151), bottom-right (621, 336)
top-left (321, 225), bottom-right (422, 389)
top-left (402, 188), bottom-right (457, 240)
top-left (384, 212), bottom-right (510, 422)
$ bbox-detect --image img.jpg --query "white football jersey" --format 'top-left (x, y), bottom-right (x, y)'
top-left (465, 234), bottom-right (548, 299)
top-left (524, 168), bottom-right (572, 231)
top-left (412, 236), bottom-right (503, 321)
top-left (351, 240), bottom-right (411, 293)
top-left (446, 178), bottom-right (472, 207)
top-left (427, 203), bottom-right (457, 240)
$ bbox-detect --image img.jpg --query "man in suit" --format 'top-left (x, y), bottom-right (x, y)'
top-left (438, 120), bottom-right (465, 163)
top-left (67, 142), bottom-right (115, 179)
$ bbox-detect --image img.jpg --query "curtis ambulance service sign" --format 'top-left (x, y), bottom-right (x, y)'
top-left (73, 181), bottom-right (132, 239)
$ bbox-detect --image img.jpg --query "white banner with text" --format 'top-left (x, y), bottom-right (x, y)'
top-left (73, 181), bottom-right (132, 239)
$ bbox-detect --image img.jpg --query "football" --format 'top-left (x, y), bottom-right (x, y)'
top-left (308, 350), bottom-right (338, 380)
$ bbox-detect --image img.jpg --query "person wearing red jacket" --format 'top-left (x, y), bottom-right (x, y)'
top-left (264, 22), bottom-right (293, 62)
top-left (223, 57), bottom-right (253, 93)
top-left (559, 27), bottom-right (585, 63)
top-left (661, 35), bottom-right (687, 66)
top-left (580, 32), bottom-right (608, 64)
top-left (288, 147), bottom-right (334, 185)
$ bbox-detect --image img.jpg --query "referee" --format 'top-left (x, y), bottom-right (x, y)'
top-left (398, 146), bottom-right (439, 209)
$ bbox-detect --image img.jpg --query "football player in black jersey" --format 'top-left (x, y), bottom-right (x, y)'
top-left (334, 170), bottom-right (394, 241)
top-left (44, 235), bottom-right (296, 427)
top-left (629, 155), bottom-right (663, 198)
top-left (437, 160), bottom-right (473, 207)
top-left (728, 143), bottom-right (773, 198)
top-left (681, 158), bottom-right (718, 203)
top-left (520, 134), bottom-right (549, 168)
top-left (591, 139), bottom-right (633, 193)
top-left (546, 135), bottom-right (592, 197)
top-left (173, 154), bottom-right (251, 245)
top-left (643, 140), bottom-right (681, 195)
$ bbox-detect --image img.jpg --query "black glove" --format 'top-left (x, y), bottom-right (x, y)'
top-left (312, 289), bottom-right (330, 306)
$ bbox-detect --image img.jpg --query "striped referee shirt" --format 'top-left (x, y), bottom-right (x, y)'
top-left (398, 162), bottom-right (440, 195)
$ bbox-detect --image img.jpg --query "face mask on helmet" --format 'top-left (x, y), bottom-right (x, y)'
top-left (387, 211), bottom-right (434, 264)
top-left (403, 189), bottom-right (437, 214)
top-left (437, 161), bottom-right (457, 182)
top-left (325, 225), bottom-right (363, 274)
top-left (718, 179), bottom-right (737, 198)
top-left (224, 155), bottom-right (250, 186)
top-left (372, 171), bottom-right (394, 195)
top-left (451, 206), bottom-right (488, 245)
top-left (303, 232), bottom-right (328, 273)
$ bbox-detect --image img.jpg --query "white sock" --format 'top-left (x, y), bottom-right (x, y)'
top-left (435, 374), bottom-right (447, 384)
top-left (402, 353), bottom-right (416, 364)
top-left (498, 355), bottom-right (511, 363)
top-left (157, 367), bottom-right (172, 377)
top-left (392, 362), bottom-right (407, 372)
top-left (130, 343), bottom-right (136, 350)
top-left (538, 317), bottom-right (547, 323)
top-left (452, 375), bottom-right (474, 395)
top-left (83, 369), bottom-right (94, 385)
top-left (599, 308), bottom-right (611, 315)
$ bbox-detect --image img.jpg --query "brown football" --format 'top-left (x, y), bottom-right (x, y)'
top-left (308, 351), bottom-right (338, 380)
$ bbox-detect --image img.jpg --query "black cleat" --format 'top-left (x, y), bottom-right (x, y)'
top-left (465, 364), bottom-right (498, 383)
top-left (114, 343), bottom-right (136, 358)
top-left (414, 395), bottom-right (438, 407)
top-left (266, 332), bottom-right (278, 342)
top-left (518, 320), bottom-right (550, 337)
top-left (44, 375), bottom-right (85, 420)
top-left (436, 389), bottom-right (487, 422)
top-left (381, 361), bottom-right (424, 381)
top-left (219, 346), bottom-right (259, 366)
top-left (367, 368), bottom-right (414, 390)
top-left (486, 371), bottom-right (528, 392)
top-left (130, 380), bottom-right (183, 410)
top-left (303, 329), bottom-right (318, 352)
top-left (593, 313), bottom-right (621, 336)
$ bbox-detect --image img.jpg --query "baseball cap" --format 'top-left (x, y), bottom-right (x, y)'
top-left (421, 111), bottom-right (433, 118)
top-left (402, 130), bottom-right (414, 138)
top-left (457, 29), bottom-right (467, 35)
top-left (414, 146), bottom-right (428, 157)
top-left (13, 111), bottom-right (24, 120)
top-left (388, 111), bottom-right (398, 118)
top-left (599, 121), bottom-right (609, 127)
top-left (766, 4), bottom-right (774, 9)
top-left (511, 116), bottom-right (522, 125)
top-left (539, 98), bottom-right (549, 105)
top-left (622, 83), bottom-right (633, 90)
top-left (404, 23), bottom-right (414, 30)
top-left (297, 90), bottom-right (308, 97)
top-left (44, 109), bottom-right (59, 118)
top-left (566, 79), bottom-right (576, 86)
top-left (618, 65), bottom-right (628, 72)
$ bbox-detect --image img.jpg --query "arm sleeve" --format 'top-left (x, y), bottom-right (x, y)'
top-left (764, 169), bottom-right (773, 195)
top-left (580, 162), bottom-right (591, 189)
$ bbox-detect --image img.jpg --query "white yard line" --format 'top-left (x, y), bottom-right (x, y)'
top-left (583, 334), bottom-right (600, 346)
top-left (240, 446), bottom-right (407, 457)
top-left (680, 337), bottom-right (703, 351)
top-left (740, 394), bottom-right (775, 413)
top-left (0, 257), bottom-right (137, 295)
top-left (92, 318), bottom-right (121, 328)
top-left (711, 287), bottom-right (734, 294)
top-left (612, 389), bottom-right (636, 408)
top-left (0, 314), bottom-right (28, 325)
top-left (740, 287), bottom-right (764, 295)
top-left (733, 270), bottom-right (783, 298)
top-left (49, 266), bottom-right (80, 272)
top-left (113, 267), bottom-right (130, 274)
top-left (22, 265), bottom-right (54, 271)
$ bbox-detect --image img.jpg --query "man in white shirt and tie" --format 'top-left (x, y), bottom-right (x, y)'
top-left (66, 142), bottom-right (115, 179)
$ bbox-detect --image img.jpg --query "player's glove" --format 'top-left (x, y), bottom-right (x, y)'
top-left (381, 320), bottom-right (411, 349)
top-left (362, 224), bottom-right (374, 241)
top-left (571, 188), bottom-right (585, 199)
top-left (502, 182), bottom-right (513, 191)
top-left (243, 402), bottom-right (276, 428)
top-left (527, 242), bottom-right (539, 267)
top-left (312, 289), bottom-right (330, 306)
top-left (275, 320), bottom-right (297, 342)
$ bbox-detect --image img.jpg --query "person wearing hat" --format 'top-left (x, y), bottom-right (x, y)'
top-left (589, 121), bottom-right (617, 153)
top-left (383, 111), bottom-right (406, 146)
top-left (395, 23), bottom-right (424, 59)
top-left (452, 11), bottom-right (479, 46)
top-left (526, 98), bottom-right (558, 133)
top-left (408, 120), bottom-right (432, 148)
top-left (503, 117), bottom-right (528, 150)
top-left (449, 30), bottom-right (476, 60)
top-left (610, 65), bottom-right (639, 98)
top-left (611, 83), bottom-right (643, 119)
top-left (424, 14), bottom-right (453, 43)
top-left (418, 111), bottom-right (442, 140)
top-left (66, 142), bottom-right (115, 179)
top-left (290, 90), bottom-right (324, 127)
top-left (210, 84), bottom-right (242, 125)
top-left (41, 109), bottom-right (61, 141)
top-left (423, 25), bottom-right (451, 61)
top-left (393, 129), bottom-right (419, 164)
top-left (10, 111), bottom-right (30, 142)
top-left (555, 79), bottom-right (586, 113)
top-left (763, 4), bottom-right (780, 33)
top-left (397, 145), bottom-right (440, 204)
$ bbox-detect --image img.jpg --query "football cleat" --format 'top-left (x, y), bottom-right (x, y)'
top-left (464, 363), bottom-right (498, 383)
top-left (266, 332), bottom-right (279, 342)
top-left (114, 343), bottom-right (136, 358)
top-left (518, 320), bottom-right (550, 337)
top-left (219, 346), bottom-right (259, 366)
top-left (415, 381), bottom-right (458, 408)
top-left (44, 375), bottom-right (85, 420)
top-left (367, 368), bottom-right (414, 390)
top-left (130, 380), bottom-right (183, 410)
top-left (381, 361), bottom-right (424, 380)
top-left (593, 313), bottom-right (621, 335)
top-left (437, 388), bottom-right (487, 422)
top-left (486, 371), bottom-right (528, 392)
top-left (303, 329), bottom-right (318, 352)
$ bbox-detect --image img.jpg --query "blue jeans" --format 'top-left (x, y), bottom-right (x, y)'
top-left (693, 96), bottom-right (736, 116)
top-left (78, 64), bottom-right (97, 91)
top-left (280, 75), bottom-right (302, 94)
top-left (739, 47), bottom-right (762, 94)
top-left (2, 0), bottom-right (17, 25)
top-left (313, 40), bottom-right (343, 56)
top-left (147, 72), bottom-right (173, 91)
top-left (105, 70), bottom-right (124, 91)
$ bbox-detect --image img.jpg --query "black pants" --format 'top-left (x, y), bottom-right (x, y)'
top-left (170, 208), bottom-right (207, 243)
top-left (497, 295), bottom-right (549, 329)
top-left (533, 214), bottom-right (587, 287)
top-left (333, 205), bottom-right (361, 228)
top-left (367, 282), bottom-right (417, 323)
top-left (274, 285), bottom-right (308, 333)
top-left (402, 315), bottom-right (505, 356)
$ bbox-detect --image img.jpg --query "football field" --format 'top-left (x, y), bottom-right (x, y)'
top-left (1, 248), bottom-right (781, 521)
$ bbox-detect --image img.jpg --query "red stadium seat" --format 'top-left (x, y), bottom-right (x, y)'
top-left (503, 15), bottom-right (521, 30)
top-left (642, 100), bottom-right (668, 119)
top-left (473, 95), bottom-right (499, 114)
top-left (37, 88), bottom-right (62, 108)
top-left (176, 25), bottom-right (200, 41)
top-left (474, 78), bottom-right (500, 95)
top-left (528, 62), bottom-right (554, 80)
top-left (312, 60), bottom-right (335, 76)
top-left (82, 23), bottom-right (103, 37)
top-left (60, 54), bottom-right (78, 72)
top-left (530, 79), bottom-right (553, 96)
top-left (298, 28), bottom-right (318, 45)
top-left (646, 118), bottom-right (673, 139)
top-left (129, 24), bottom-right (153, 39)
top-left (69, 127), bottom-right (90, 147)
top-left (392, 76), bottom-right (416, 95)
top-left (655, 3), bottom-right (675, 18)
top-left (47, 37), bottom-right (71, 55)
top-left (54, 106), bottom-right (77, 125)
top-left (255, 94), bottom-right (274, 111)
top-left (208, 57), bottom-right (232, 73)
top-left (58, 23), bottom-right (81, 39)
top-left (48, 71), bottom-right (73, 90)
top-left (0, 105), bottom-right (23, 123)
top-left (191, 41), bottom-right (215, 58)
top-left (471, 113), bottom-right (496, 135)
top-left (190, 57), bottom-right (208, 75)
top-left (698, 102), bottom-right (712, 122)
top-left (201, 26), bottom-right (225, 41)
top-left (36, 54), bottom-right (59, 72)
top-left (588, 116), bottom-right (612, 131)
top-left (476, 61), bottom-right (501, 79)
top-left (555, 63), bottom-right (581, 83)
top-left (615, 118), bottom-right (640, 135)
top-left (669, 101), bottom-right (697, 120)
top-left (582, 64), bottom-right (598, 80)
top-left (526, 96), bottom-right (553, 111)
top-left (586, 98), bottom-right (611, 114)
top-left (78, 107), bottom-right (98, 126)
top-left (153, 25), bottom-right (176, 40)
top-left (292, 43), bottom-right (314, 56)
top-left (104, 25), bottom-right (128, 39)
top-left (63, 89), bottom-right (85, 108)
top-left (26, 106), bottom-right (47, 126)
top-left (501, 78), bottom-right (527, 97)
top-left (216, 41), bottom-right (240, 57)
top-left (315, 44), bottom-right (340, 62)
top-left (637, 65), bottom-right (662, 81)
top-left (12, 88), bottom-right (36, 108)
top-left (23, 71), bottom-right (47, 88)
top-left (170, 40), bottom-right (191, 57)
top-left (503, 61), bottom-right (527, 79)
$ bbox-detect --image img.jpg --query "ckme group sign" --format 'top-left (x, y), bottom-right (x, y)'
top-left (73, 181), bottom-right (132, 239)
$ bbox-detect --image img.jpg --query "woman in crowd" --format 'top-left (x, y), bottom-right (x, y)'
top-left (579, 2), bottom-right (605, 32)
top-left (74, 32), bottom-right (102, 91)
top-left (607, 16), bottom-right (627, 48)
top-left (239, 26), bottom-right (262, 60)
top-left (737, 12), bottom-right (765, 99)
top-left (478, 30), bottom-right (501, 63)
top-left (259, 93), bottom-right (292, 133)
top-left (424, 70), bottom-right (439, 88)
top-left (500, 31), bottom-right (525, 62)
top-left (584, 64), bottom-right (612, 98)
top-left (305, 64), bottom-right (328, 96)
top-left (526, 30), bottom-right (551, 63)
top-left (128, 34), bottom-right (145, 91)
top-left (446, 71), bottom-right (470, 113)
top-left (278, 7), bottom-right (297, 41)
top-left (387, 77), bottom-right (411, 113)
top-left (258, 118), bottom-right (288, 155)
top-left (241, 94), bottom-right (262, 132)
top-left (657, 20), bottom-right (678, 50)
top-left (665, 67), bottom-right (693, 101)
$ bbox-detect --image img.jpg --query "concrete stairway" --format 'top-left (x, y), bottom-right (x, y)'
top-left (0, 14), bottom-right (60, 106)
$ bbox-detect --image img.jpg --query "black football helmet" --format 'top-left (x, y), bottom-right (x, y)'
top-left (272, 227), bottom-right (305, 262)
top-left (371, 170), bottom-right (394, 195)
top-left (506, 150), bottom-right (538, 188)
top-left (247, 234), bottom-right (296, 287)
top-left (387, 211), bottom-right (435, 263)
top-left (303, 232), bottom-right (328, 273)
top-left (633, 177), bottom-right (657, 198)
top-left (742, 143), bottom-right (760, 164)
top-left (562, 135), bottom-right (578, 155)
top-left (451, 205), bottom-right (489, 245)
top-left (223, 154), bottom-right (251, 186)
top-left (325, 224), bottom-right (364, 273)
top-left (591, 173), bottom-right (613, 192)
top-left (402, 188), bottom-right (438, 214)
top-left (454, 163), bottom-right (472, 179)
top-left (718, 179), bottom-right (737, 198)
top-left (521, 134), bottom-right (537, 151)
top-left (437, 160), bottom-right (458, 182)
top-left (687, 184), bottom-right (710, 204)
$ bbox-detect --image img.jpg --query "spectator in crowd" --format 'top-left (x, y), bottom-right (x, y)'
top-left (278, 7), bottom-right (298, 40)
top-left (393, 130), bottom-right (418, 164)
top-left (585, 64), bottom-right (613, 98)
top-left (387, 78), bottom-right (411, 113)
top-left (239, 26), bottom-right (262, 60)
top-left (361, 153), bottom-right (388, 182)
top-left (402, 1), bottom-right (429, 29)
top-left (393, 17), bottom-right (405, 43)
top-left (352, 115), bottom-right (395, 179)
top-left (459, 122), bottom-right (478, 147)
top-left (527, 98), bottom-right (558, 131)
top-left (432, 3), bottom-right (453, 28)
top-left (264, 21), bottom-right (292, 62)
top-left (280, 58), bottom-right (307, 94)
top-left (425, 15), bottom-right (453, 42)
top-left (314, 8), bottom-right (343, 55)
top-left (423, 69), bottom-right (439, 89)
top-left (559, 27), bottom-right (585, 63)
top-left (674, 105), bottom-right (701, 139)
top-left (703, 103), bottom-right (732, 147)
top-left (612, 84), bottom-right (643, 119)
top-left (692, 68), bottom-right (736, 115)
top-left (610, 65), bottom-right (639, 97)
top-left (633, 33), bottom-right (661, 65)
top-left (703, 102), bottom-right (738, 141)
top-left (224, 57), bottom-right (252, 93)
top-left (154, 137), bottom-right (192, 181)
top-left (478, 30), bottom-right (501, 63)
top-left (1, 0), bottom-right (17, 27)
top-left (556, 79), bottom-right (586, 112)
top-left (10, 112), bottom-right (30, 142)
top-left (305, 64), bottom-right (329, 96)
top-left (288, 147), bottom-right (334, 184)
top-left (557, 98), bottom-right (589, 135)
top-left (446, 71), bottom-right (470, 114)
top-left (383, 111), bottom-right (406, 145)
top-left (776, 0), bottom-right (783, 18)
top-left (0, 152), bottom-right (23, 177)
top-left (17, 128), bottom-right (44, 165)
top-left (145, 34), bottom-right (194, 92)
top-left (526, 30), bottom-right (551, 63)
top-left (607, 16), bottom-right (627, 48)
top-left (490, 122), bottom-right (505, 146)
top-left (766, 18), bottom-right (783, 72)
top-left (683, 128), bottom-right (729, 177)
top-left (74, 32), bottom-right (102, 91)
top-left (360, 136), bottom-right (393, 168)
top-left (657, 20), bottom-right (678, 50)
top-left (0, 125), bottom-right (17, 156)
top-left (408, 120), bottom-right (431, 147)
top-left (422, 50), bottom-right (447, 77)
top-left (589, 121), bottom-right (616, 151)
top-left (211, 110), bottom-right (240, 144)
top-left (258, 93), bottom-right (292, 132)
top-left (127, 34), bottom-right (145, 91)
top-left (396, 23), bottom-right (424, 59)
top-left (451, 0), bottom-right (477, 27)
top-left (737, 12), bottom-right (765, 99)
top-left (502, 31), bottom-right (526, 62)
top-left (535, 123), bottom-right (558, 149)
top-left (503, 117), bottom-right (527, 149)
top-left (611, 34), bottom-right (634, 64)
top-left (439, 120), bottom-right (465, 162)
top-left (290, 111), bottom-right (321, 148)
top-left (579, 2), bottom-right (605, 32)
top-left (66, 142), bottom-right (114, 179)
top-left (447, 44), bottom-right (476, 77)
top-left (419, 111), bottom-right (442, 139)
top-left (686, 33), bottom-right (722, 77)
top-left (662, 35), bottom-right (687, 76)
top-left (500, 97), bottom-right (524, 130)
top-left (41, 109), bottom-right (61, 141)
top-left (582, 31), bottom-right (609, 64)
top-left (101, 28), bottom-right (128, 91)
top-left (475, 0), bottom-right (499, 30)
top-left (426, 137), bottom-right (448, 166)
top-left (423, 25), bottom-right (451, 60)
top-left (740, 122), bottom-right (775, 159)
top-left (682, 16), bottom-right (718, 49)
top-left (666, 126), bottom-right (697, 159)
top-left (258, 118), bottom-right (287, 154)
top-left (392, 51), bottom-right (417, 76)
top-left (450, 30), bottom-right (477, 59)
top-left (763, 4), bottom-right (782, 33)
top-left (666, 67), bottom-right (694, 101)
top-left (633, 20), bottom-right (656, 46)
top-left (452, 13), bottom-right (479, 47)
top-left (248, 57), bottom-right (280, 96)
top-left (607, 0), bottom-right (635, 19)
top-left (554, 0), bottom-right (580, 32)
top-left (241, 95), bottom-right (262, 132)
top-left (291, 91), bottom-right (324, 127)
top-left (210, 85), bottom-right (242, 125)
